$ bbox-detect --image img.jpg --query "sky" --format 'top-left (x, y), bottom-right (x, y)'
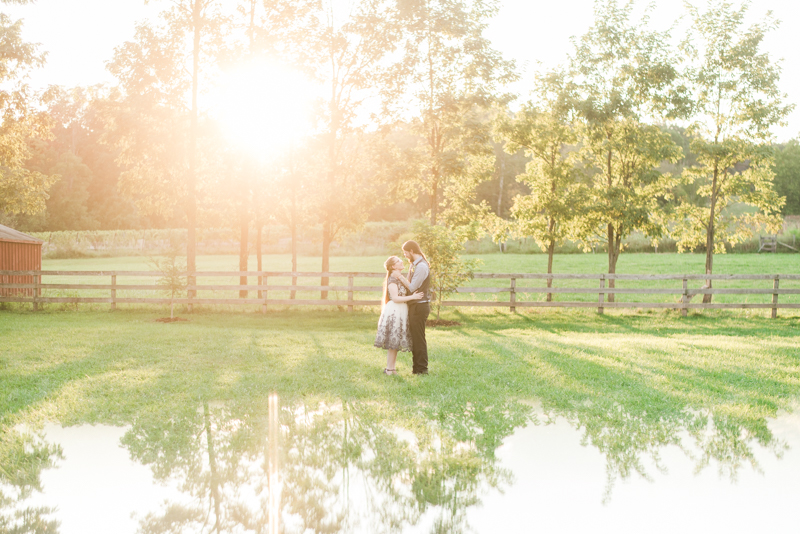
top-left (3, 0), bottom-right (799, 141)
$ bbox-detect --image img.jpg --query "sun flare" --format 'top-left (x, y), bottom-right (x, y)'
top-left (209, 60), bottom-right (315, 157)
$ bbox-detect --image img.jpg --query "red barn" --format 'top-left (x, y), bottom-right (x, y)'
top-left (0, 224), bottom-right (43, 297)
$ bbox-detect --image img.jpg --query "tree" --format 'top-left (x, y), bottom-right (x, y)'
top-left (309, 0), bottom-right (401, 298)
top-left (412, 220), bottom-right (477, 319)
top-left (495, 70), bottom-right (583, 301)
top-left (149, 246), bottom-right (187, 320)
top-left (570, 0), bottom-right (687, 301)
top-left (672, 1), bottom-right (791, 302)
top-left (391, 0), bottom-right (516, 226)
top-left (0, 7), bottom-right (57, 219)
top-left (773, 140), bottom-right (800, 215)
top-left (105, 0), bottom-right (228, 300)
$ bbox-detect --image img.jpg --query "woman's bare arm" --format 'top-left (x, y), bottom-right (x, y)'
top-left (388, 282), bottom-right (423, 303)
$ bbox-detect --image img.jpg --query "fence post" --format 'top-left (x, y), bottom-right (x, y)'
top-left (33, 273), bottom-right (40, 312)
top-left (111, 274), bottom-right (117, 311)
top-left (772, 275), bottom-right (779, 319)
top-left (681, 278), bottom-right (688, 317)
top-left (598, 275), bottom-right (605, 315)
top-left (262, 275), bottom-right (268, 314)
top-left (510, 277), bottom-right (516, 313)
top-left (348, 275), bottom-right (354, 312)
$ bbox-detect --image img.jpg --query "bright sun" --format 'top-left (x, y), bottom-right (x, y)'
top-left (209, 60), bottom-right (315, 157)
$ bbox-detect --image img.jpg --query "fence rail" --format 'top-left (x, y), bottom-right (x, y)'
top-left (2, 270), bottom-right (799, 317)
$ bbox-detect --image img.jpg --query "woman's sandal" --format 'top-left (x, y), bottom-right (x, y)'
top-left (383, 368), bottom-right (397, 375)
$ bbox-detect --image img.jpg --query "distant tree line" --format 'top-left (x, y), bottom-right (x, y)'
top-left (0, 0), bottom-right (797, 300)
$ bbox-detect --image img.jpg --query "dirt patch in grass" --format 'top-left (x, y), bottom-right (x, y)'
top-left (155, 317), bottom-right (189, 323)
top-left (427, 319), bottom-right (461, 327)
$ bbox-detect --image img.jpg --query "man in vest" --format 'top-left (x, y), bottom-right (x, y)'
top-left (402, 240), bottom-right (431, 375)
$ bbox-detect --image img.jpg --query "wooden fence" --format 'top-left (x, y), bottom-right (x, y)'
top-left (1, 270), bottom-right (800, 317)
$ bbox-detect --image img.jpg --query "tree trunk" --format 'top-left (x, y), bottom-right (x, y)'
top-left (239, 199), bottom-right (249, 298)
top-left (290, 187), bottom-right (298, 300)
top-left (547, 237), bottom-right (555, 302)
top-left (496, 157), bottom-right (505, 216)
top-left (430, 174), bottom-right (439, 225)
top-left (256, 223), bottom-right (263, 299)
top-left (703, 167), bottom-right (719, 304)
top-left (186, 0), bottom-right (201, 306)
top-left (607, 223), bottom-right (620, 303)
top-left (321, 222), bottom-right (332, 300)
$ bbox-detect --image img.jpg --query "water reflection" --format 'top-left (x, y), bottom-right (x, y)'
top-left (117, 397), bottom-right (523, 534)
top-left (2, 396), bottom-right (798, 533)
top-left (0, 429), bottom-right (62, 533)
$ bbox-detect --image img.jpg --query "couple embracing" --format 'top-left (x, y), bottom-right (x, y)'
top-left (374, 240), bottom-right (431, 376)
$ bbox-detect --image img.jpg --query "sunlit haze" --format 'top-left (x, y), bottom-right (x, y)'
top-left (208, 60), bottom-right (315, 157)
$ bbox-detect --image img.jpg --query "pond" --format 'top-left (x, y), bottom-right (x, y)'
top-left (3, 399), bottom-right (800, 534)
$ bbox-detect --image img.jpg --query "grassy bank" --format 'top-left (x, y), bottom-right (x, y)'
top-left (2, 308), bottom-right (799, 429)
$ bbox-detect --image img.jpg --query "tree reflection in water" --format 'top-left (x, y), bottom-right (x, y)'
top-left (0, 393), bottom-right (792, 532)
top-left (0, 429), bottom-right (62, 533)
top-left (543, 398), bottom-right (788, 503)
top-left (119, 398), bottom-right (525, 534)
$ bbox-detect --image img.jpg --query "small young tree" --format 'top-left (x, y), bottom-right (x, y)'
top-left (149, 249), bottom-right (187, 320)
top-left (412, 220), bottom-right (477, 319)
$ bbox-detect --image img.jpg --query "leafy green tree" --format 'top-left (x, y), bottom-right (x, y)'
top-left (570, 0), bottom-right (687, 301)
top-left (412, 220), bottom-right (477, 319)
top-left (772, 140), bottom-right (800, 215)
top-left (391, 0), bottom-right (516, 226)
top-left (495, 71), bottom-right (583, 301)
top-left (672, 1), bottom-right (791, 301)
top-left (0, 6), bottom-right (57, 219)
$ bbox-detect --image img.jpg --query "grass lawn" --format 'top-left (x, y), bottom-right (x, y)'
top-left (2, 307), bottom-right (799, 466)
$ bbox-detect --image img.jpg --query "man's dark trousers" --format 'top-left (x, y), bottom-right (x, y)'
top-left (408, 302), bottom-right (430, 374)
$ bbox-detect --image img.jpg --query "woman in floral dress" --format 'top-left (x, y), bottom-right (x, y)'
top-left (374, 256), bottom-right (423, 375)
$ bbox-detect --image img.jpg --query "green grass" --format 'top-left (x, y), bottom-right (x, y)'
top-left (2, 305), bottom-right (800, 508)
top-left (2, 308), bottom-right (799, 442)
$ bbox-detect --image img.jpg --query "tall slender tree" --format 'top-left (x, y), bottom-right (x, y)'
top-left (672, 1), bottom-right (791, 302)
top-left (570, 0), bottom-right (687, 301)
top-left (495, 71), bottom-right (583, 301)
top-left (310, 0), bottom-right (401, 298)
top-left (105, 0), bottom-right (227, 298)
top-left (392, 0), bottom-right (516, 225)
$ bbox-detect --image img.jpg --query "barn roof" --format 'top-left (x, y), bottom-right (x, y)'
top-left (0, 224), bottom-right (43, 244)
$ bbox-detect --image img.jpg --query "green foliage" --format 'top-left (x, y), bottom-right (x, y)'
top-left (388, 0), bottom-right (516, 226)
top-left (148, 248), bottom-right (187, 319)
top-left (494, 70), bottom-right (584, 286)
top-left (0, 13), bottom-right (58, 217)
top-left (569, 0), bottom-right (686, 279)
top-left (411, 220), bottom-right (478, 318)
top-left (773, 140), bottom-right (800, 215)
top-left (672, 1), bottom-right (790, 279)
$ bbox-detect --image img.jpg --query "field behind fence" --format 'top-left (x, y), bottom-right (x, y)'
top-left (2, 269), bottom-right (800, 317)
